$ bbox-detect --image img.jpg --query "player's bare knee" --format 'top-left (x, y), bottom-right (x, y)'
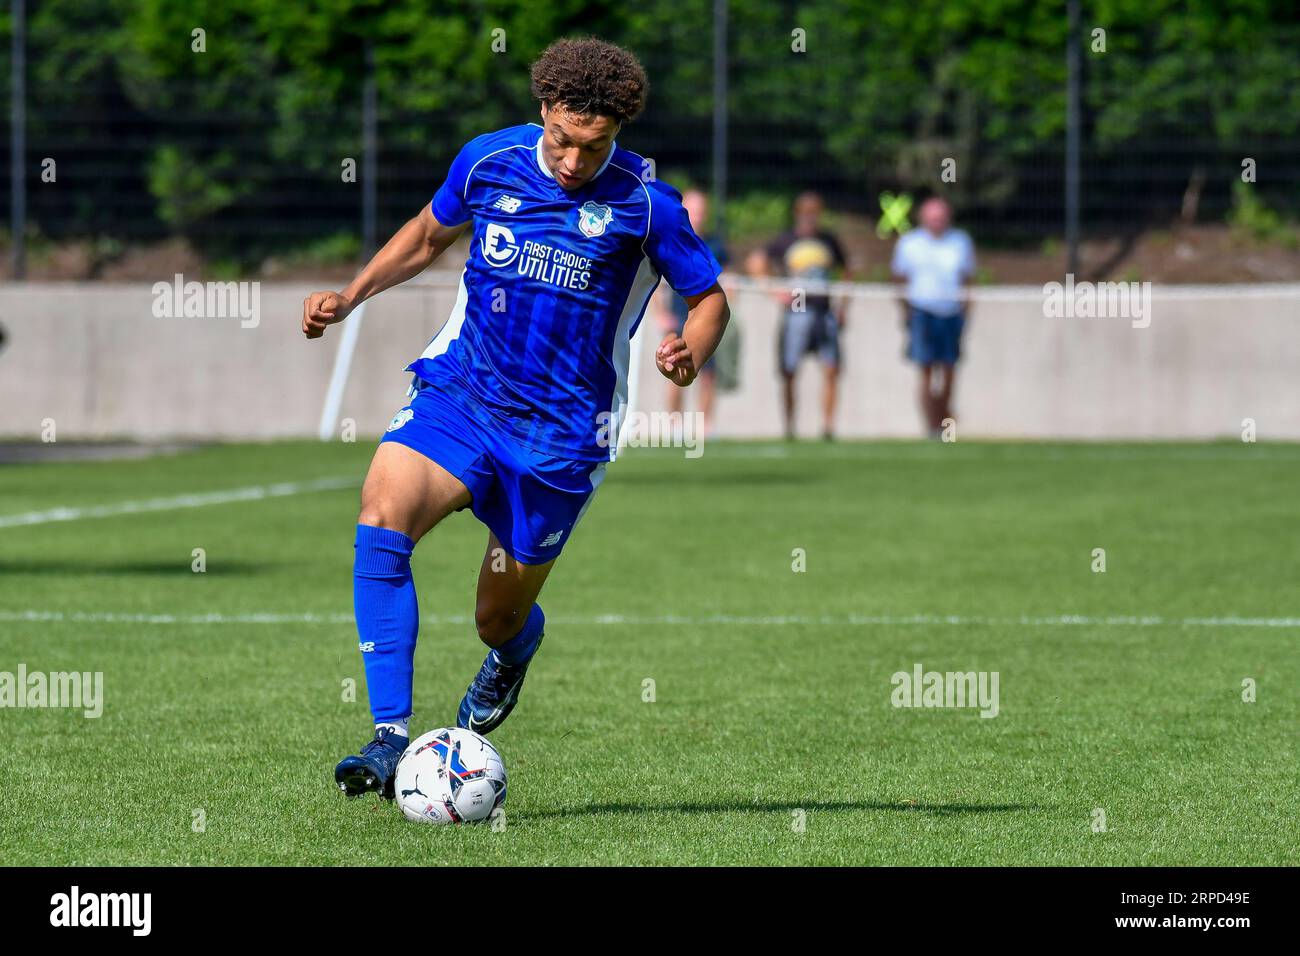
top-left (357, 498), bottom-right (402, 532)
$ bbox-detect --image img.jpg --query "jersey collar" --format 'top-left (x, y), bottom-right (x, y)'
top-left (533, 133), bottom-right (618, 188)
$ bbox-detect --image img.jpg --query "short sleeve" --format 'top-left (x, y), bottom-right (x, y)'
top-left (645, 186), bottom-right (722, 298)
top-left (430, 141), bottom-right (478, 227)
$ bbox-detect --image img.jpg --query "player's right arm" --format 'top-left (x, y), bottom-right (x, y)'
top-left (301, 205), bottom-right (468, 339)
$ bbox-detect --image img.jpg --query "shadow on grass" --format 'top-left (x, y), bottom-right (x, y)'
top-left (513, 799), bottom-right (1038, 820)
top-left (610, 469), bottom-right (819, 488)
top-left (0, 558), bottom-right (268, 576)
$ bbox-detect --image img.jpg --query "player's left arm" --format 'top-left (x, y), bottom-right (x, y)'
top-left (645, 185), bottom-right (730, 387)
top-left (656, 283), bottom-right (729, 388)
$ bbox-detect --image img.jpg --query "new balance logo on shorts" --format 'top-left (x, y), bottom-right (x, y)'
top-left (540, 530), bottom-right (564, 548)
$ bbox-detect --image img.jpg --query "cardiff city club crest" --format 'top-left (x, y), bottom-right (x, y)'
top-left (386, 408), bottom-right (414, 432)
top-left (577, 201), bottom-right (614, 238)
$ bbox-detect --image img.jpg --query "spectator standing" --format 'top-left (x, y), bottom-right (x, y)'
top-left (891, 197), bottom-right (975, 438)
top-left (762, 192), bottom-right (850, 440)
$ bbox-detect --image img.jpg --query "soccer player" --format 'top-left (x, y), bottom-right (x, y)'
top-left (301, 38), bottom-right (729, 798)
top-left (890, 196), bottom-right (975, 437)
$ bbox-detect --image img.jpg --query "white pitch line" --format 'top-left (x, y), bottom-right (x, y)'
top-left (692, 445), bottom-right (1300, 463)
top-left (0, 476), bottom-right (360, 530)
top-left (1, 610), bottom-right (1297, 629)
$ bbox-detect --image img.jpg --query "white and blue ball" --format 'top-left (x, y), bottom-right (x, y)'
top-left (394, 728), bottom-right (507, 825)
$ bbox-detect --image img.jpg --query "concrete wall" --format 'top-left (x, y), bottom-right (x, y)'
top-left (0, 278), bottom-right (1296, 441)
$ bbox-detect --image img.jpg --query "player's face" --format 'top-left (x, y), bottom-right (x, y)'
top-left (539, 104), bottom-right (619, 191)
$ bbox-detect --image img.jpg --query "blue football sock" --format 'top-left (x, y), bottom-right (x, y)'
top-left (353, 524), bottom-right (418, 724)
top-left (494, 603), bottom-right (545, 665)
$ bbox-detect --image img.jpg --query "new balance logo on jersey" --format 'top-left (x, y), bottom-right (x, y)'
top-left (492, 194), bottom-right (522, 213)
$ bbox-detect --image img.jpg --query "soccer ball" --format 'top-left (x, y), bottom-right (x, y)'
top-left (394, 728), bottom-right (507, 825)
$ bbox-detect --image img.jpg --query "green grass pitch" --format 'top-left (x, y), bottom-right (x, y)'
top-left (0, 439), bottom-right (1296, 866)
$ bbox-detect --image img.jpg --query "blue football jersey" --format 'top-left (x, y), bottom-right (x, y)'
top-left (407, 123), bottom-right (722, 462)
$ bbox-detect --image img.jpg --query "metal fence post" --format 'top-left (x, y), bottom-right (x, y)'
top-left (1065, 0), bottom-right (1081, 275)
top-left (711, 0), bottom-right (728, 241)
top-left (10, 0), bottom-right (27, 280)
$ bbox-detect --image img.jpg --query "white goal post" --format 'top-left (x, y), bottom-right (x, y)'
top-left (316, 301), bottom-right (368, 441)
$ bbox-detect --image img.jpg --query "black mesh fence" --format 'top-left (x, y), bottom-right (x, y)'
top-left (0, 20), bottom-right (1297, 259)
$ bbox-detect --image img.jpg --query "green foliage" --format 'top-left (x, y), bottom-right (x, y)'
top-left (268, 231), bottom-right (364, 271)
top-left (724, 191), bottom-right (796, 242)
top-left (147, 146), bottom-right (252, 231)
top-left (1228, 182), bottom-right (1296, 247)
top-left (8, 0), bottom-right (1300, 248)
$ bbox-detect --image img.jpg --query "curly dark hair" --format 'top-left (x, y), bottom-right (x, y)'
top-left (530, 37), bottom-right (648, 125)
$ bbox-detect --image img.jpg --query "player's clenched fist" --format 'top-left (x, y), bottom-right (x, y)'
top-left (655, 332), bottom-right (697, 387)
top-left (302, 291), bottom-right (353, 339)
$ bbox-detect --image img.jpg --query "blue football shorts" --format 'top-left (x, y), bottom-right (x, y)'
top-left (907, 307), bottom-right (966, 366)
top-left (379, 379), bottom-right (607, 565)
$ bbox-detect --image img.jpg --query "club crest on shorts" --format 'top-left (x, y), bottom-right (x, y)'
top-left (577, 201), bottom-right (613, 238)
top-left (387, 408), bottom-right (414, 432)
